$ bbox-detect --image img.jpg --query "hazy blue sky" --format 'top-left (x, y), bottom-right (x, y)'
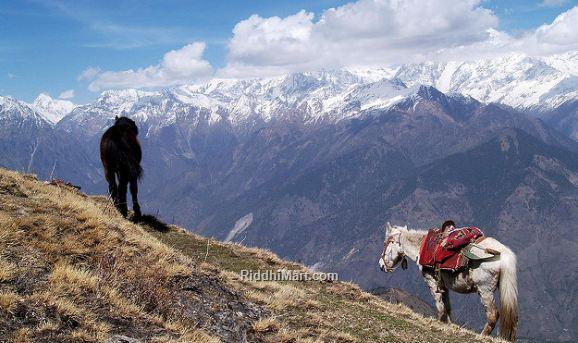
top-left (1, 0), bottom-right (576, 103)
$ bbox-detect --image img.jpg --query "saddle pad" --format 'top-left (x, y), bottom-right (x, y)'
top-left (419, 227), bottom-right (485, 271)
top-left (418, 228), bottom-right (441, 267)
top-left (418, 229), bottom-right (464, 270)
top-left (445, 227), bottom-right (484, 250)
top-left (436, 251), bottom-right (469, 271)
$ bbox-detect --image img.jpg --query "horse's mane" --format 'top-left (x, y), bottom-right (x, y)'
top-left (390, 225), bottom-right (427, 246)
top-left (402, 229), bottom-right (427, 245)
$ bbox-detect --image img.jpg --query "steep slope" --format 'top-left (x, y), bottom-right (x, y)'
top-left (543, 100), bottom-right (578, 141)
top-left (347, 129), bottom-right (578, 342)
top-left (0, 168), bottom-right (501, 343)
top-left (369, 288), bottom-right (435, 318)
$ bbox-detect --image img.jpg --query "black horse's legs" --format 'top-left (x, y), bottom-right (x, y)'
top-left (117, 176), bottom-right (129, 218)
top-left (105, 168), bottom-right (119, 208)
top-left (441, 289), bottom-right (453, 324)
top-left (129, 178), bottom-right (141, 219)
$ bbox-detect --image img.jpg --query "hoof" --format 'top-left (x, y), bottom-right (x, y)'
top-left (119, 204), bottom-right (128, 218)
top-left (133, 203), bottom-right (142, 220)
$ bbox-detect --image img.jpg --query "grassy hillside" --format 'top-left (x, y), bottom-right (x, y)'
top-left (0, 168), bottom-right (503, 343)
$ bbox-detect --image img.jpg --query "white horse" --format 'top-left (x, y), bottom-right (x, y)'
top-left (378, 223), bottom-right (518, 341)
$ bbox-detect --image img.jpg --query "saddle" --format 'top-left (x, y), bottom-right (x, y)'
top-left (418, 227), bottom-right (485, 271)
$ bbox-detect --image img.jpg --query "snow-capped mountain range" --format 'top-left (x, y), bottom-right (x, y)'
top-left (2, 52), bottom-right (578, 134)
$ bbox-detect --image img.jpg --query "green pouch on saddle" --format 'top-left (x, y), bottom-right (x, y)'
top-left (463, 243), bottom-right (501, 261)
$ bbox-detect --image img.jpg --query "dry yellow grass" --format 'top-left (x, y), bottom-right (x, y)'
top-left (0, 291), bottom-right (20, 312)
top-left (0, 169), bottom-right (226, 342)
top-left (0, 168), bottom-right (506, 343)
top-left (252, 317), bottom-right (280, 333)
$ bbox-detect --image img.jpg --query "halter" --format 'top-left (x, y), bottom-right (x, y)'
top-left (380, 231), bottom-right (407, 272)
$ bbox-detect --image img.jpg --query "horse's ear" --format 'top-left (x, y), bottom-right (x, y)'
top-left (115, 115), bottom-right (119, 120)
top-left (385, 222), bottom-right (392, 237)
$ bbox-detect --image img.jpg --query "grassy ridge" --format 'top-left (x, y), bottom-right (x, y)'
top-left (142, 220), bottom-right (505, 343)
top-left (0, 168), bottom-right (502, 342)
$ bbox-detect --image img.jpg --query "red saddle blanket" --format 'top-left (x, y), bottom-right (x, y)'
top-left (418, 227), bottom-right (484, 271)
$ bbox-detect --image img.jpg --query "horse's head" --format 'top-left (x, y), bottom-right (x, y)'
top-left (115, 116), bottom-right (139, 136)
top-left (378, 222), bottom-right (408, 273)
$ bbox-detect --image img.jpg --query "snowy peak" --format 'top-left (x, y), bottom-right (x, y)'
top-left (346, 66), bottom-right (398, 83)
top-left (0, 95), bottom-right (51, 127)
top-left (31, 93), bottom-right (76, 124)
top-left (543, 52), bottom-right (578, 76)
top-left (96, 89), bottom-right (157, 109)
top-left (394, 53), bottom-right (578, 110)
top-left (334, 78), bottom-right (410, 113)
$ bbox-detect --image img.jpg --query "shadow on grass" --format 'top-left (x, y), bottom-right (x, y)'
top-left (134, 214), bottom-right (171, 232)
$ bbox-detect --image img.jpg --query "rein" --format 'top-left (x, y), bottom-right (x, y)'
top-left (381, 232), bottom-right (407, 272)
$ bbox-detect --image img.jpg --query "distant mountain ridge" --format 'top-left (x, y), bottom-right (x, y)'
top-left (5, 52), bottom-right (577, 129)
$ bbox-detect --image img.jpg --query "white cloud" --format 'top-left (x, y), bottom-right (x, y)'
top-left (79, 1), bottom-right (578, 90)
top-left (58, 89), bottom-right (75, 99)
top-left (220, 0), bottom-right (499, 77)
top-left (85, 42), bottom-right (213, 91)
top-left (220, 0), bottom-right (578, 78)
top-left (531, 6), bottom-right (578, 52)
top-left (430, 6), bottom-right (578, 61)
top-left (78, 67), bottom-right (101, 81)
top-left (227, 11), bottom-right (316, 72)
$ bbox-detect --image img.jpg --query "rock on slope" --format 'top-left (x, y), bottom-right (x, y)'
top-left (0, 168), bottom-right (499, 343)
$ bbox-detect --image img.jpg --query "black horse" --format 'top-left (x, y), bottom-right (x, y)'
top-left (100, 116), bottom-right (143, 219)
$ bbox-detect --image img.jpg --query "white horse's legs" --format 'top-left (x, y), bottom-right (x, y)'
top-left (424, 272), bottom-right (451, 323)
top-left (478, 287), bottom-right (499, 335)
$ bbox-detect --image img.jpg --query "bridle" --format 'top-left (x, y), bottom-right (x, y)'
top-left (380, 231), bottom-right (407, 272)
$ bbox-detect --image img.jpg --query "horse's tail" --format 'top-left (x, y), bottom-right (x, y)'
top-left (119, 149), bottom-right (143, 181)
top-left (101, 133), bottom-right (143, 181)
top-left (499, 248), bottom-right (518, 341)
